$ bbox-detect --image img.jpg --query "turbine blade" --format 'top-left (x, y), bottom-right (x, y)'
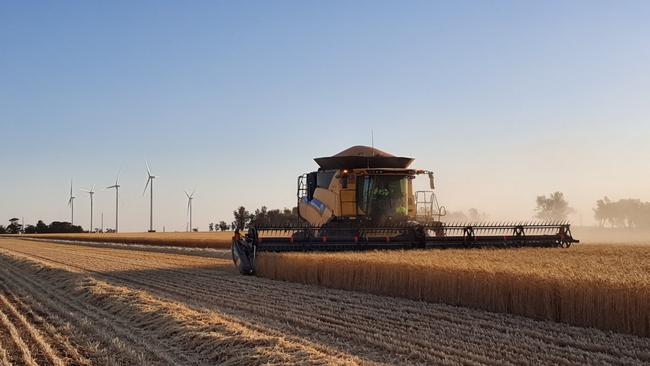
top-left (146, 161), bottom-right (151, 177)
top-left (185, 190), bottom-right (190, 199)
top-left (115, 168), bottom-right (121, 185)
top-left (91, 184), bottom-right (95, 193)
top-left (191, 189), bottom-right (196, 198)
top-left (143, 177), bottom-right (150, 196)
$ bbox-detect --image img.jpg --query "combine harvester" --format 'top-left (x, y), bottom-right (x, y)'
top-left (233, 146), bottom-right (578, 274)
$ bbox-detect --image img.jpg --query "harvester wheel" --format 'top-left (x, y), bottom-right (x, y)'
top-left (247, 227), bottom-right (259, 243)
top-left (413, 225), bottom-right (426, 249)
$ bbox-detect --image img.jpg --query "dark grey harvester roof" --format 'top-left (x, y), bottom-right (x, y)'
top-left (314, 145), bottom-right (414, 170)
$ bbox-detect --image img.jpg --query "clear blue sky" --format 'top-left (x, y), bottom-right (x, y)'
top-left (1, 1), bottom-right (649, 231)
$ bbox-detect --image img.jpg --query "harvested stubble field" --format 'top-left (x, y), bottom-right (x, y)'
top-left (0, 239), bottom-right (648, 365)
top-left (257, 244), bottom-right (650, 338)
top-left (17, 231), bottom-right (233, 249)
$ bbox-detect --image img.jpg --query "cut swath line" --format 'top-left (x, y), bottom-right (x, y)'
top-left (0, 306), bottom-right (37, 366)
top-left (0, 286), bottom-right (91, 366)
top-left (0, 254), bottom-right (351, 365)
top-left (0, 263), bottom-right (183, 365)
top-left (0, 342), bottom-right (10, 366)
top-left (0, 268), bottom-right (155, 365)
top-left (0, 294), bottom-right (66, 366)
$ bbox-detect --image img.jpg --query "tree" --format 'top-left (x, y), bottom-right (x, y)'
top-left (444, 211), bottom-right (468, 222)
top-left (48, 221), bottom-right (84, 233)
top-left (24, 225), bottom-right (37, 234)
top-left (233, 206), bottom-right (251, 230)
top-left (208, 223), bottom-right (214, 232)
top-left (535, 192), bottom-right (573, 221)
top-left (218, 221), bottom-right (229, 231)
top-left (250, 206), bottom-right (269, 226)
top-left (593, 197), bottom-right (650, 228)
top-left (7, 218), bottom-right (22, 234)
top-left (594, 197), bottom-right (613, 227)
top-left (0, 225), bottom-right (6, 234)
top-left (248, 206), bottom-right (301, 227)
top-left (467, 208), bottom-right (489, 222)
top-left (441, 208), bottom-right (490, 223)
top-left (35, 220), bottom-right (48, 233)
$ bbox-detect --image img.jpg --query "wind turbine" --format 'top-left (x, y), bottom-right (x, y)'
top-left (80, 185), bottom-right (96, 232)
top-left (143, 162), bottom-right (157, 232)
top-left (185, 189), bottom-right (195, 232)
top-left (106, 170), bottom-right (121, 233)
top-left (68, 180), bottom-right (76, 225)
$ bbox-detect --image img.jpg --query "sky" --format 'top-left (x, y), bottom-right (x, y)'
top-left (1, 1), bottom-right (649, 232)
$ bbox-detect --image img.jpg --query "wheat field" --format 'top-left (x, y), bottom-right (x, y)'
top-left (0, 237), bottom-right (648, 365)
top-left (18, 232), bottom-right (233, 249)
top-left (256, 244), bottom-right (650, 338)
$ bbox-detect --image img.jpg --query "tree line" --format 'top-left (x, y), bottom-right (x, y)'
top-left (533, 192), bottom-right (650, 228)
top-left (209, 206), bottom-right (301, 231)
top-left (532, 192), bottom-right (650, 228)
top-left (593, 197), bottom-right (650, 228)
top-left (0, 218), bottom-right (83, 234)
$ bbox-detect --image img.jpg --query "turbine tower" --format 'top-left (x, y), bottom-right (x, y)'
top-left (80, 185), bottom-right (96, 232)
top-left (143, 162), bottom-right (157, 232)
top-left (185, 190), bottom-right (195, 232)
top-left (106, 170), bottom-right (121, 233)
top-left (68, 180), bottom-right (76, 225)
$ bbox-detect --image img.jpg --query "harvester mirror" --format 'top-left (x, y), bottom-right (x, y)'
top-left (428, 172), bottom-right (435, 189)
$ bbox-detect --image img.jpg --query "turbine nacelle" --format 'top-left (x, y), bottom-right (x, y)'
top-left (143, 162), bottom-right (158, 196)
top-left (68, 179), bottom-right (76, 226)
top-left (185, 189), bottom-right (196, 232)
top-left (144, 162), bottom-right (157, 232)
top-left (80, 184), bottom-right (95, 232)
top-left (107, 168), bottom-right (121, 190)
top-left (68, 180), bottom-right (76, 205)
top-left (107, 169), bottom-right (121, 233)
top-left (80, 185), bottom-right (96, 196)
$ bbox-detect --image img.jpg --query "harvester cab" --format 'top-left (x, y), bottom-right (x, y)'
top-left (298, 170), bottom-right (444, 227)
top-left (232, 145), bottom-right (579, 275)
top-left (296, 145), bottom-right (445, 227)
